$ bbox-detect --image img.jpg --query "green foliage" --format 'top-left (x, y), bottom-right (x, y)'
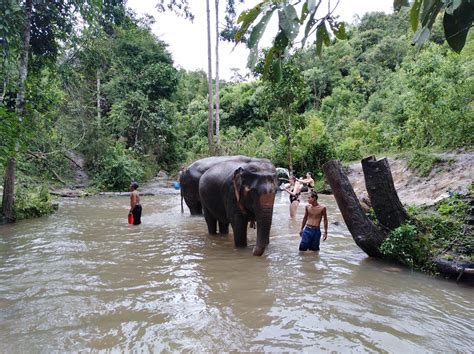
top-left (406, 151), bottom-right (443, 177)
top-left (380, 223), bottom-right (433, 271)
top-left (335, 138), bottom-right (363, 162)
top-left (381, 193), bottom-right (471, 272)
top-left (14, 185), bottom-right (56, 220)
top-left (2, 0), bottom-right (473, 225)
top-left (435, 193), bottom-right (469, 219)
top-left (417, 214), bottom-right (466, 255)
top-left (236, 1), bottom-right (347, 79)
top-left (235, 0), bottom-right (471, 80)
top-left (91, 141), bottom-right (145, 191)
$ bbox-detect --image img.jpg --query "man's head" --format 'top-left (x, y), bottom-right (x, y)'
top-left (309, 191), bottom-right (318, 202)
top-left (130, 181), bottom-right (139, 190)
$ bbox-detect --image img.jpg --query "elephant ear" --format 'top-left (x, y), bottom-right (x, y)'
top-left (232, 167), bottom-right (244, 203)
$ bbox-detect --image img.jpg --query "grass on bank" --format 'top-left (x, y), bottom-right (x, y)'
top-left (380, 191), bottom-right (473, 273)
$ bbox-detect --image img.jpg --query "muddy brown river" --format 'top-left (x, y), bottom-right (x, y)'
top-left (0, 191), bottom-right (472, 351)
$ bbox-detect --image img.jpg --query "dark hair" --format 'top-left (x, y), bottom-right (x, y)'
top-left (130, 181), bottom-right (139, 190)
top-left (307, 172), bottom-right (313, 177)
top-left (310, 191), bottom-right (318, 200)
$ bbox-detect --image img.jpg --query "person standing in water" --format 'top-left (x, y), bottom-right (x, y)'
top-left (284, 176), bottom-right (303, 218)
top-left (299, 191), bottom-right (328, 251)
top-left (297, 172), bottom-right (315, 192)
top-left (129, 181), bottom-right (142, 225)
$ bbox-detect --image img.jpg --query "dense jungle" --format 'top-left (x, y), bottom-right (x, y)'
top-left (0, 1), bottom-right (473, 351)
top-left (0, 1), bottom-right (473, 273)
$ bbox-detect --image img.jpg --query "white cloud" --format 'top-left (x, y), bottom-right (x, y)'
top-left (127, 0), bottom-right (394, 80)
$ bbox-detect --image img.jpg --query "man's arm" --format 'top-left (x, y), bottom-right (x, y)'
top-left (322, 207), bottom-right (328, 241)
top-left (300, 206), bottom-right (308, 235)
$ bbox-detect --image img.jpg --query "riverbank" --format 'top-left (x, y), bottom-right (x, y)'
top-left (344, 151), bottom-right (473, 282)
top-left (346, 151), bottom-right (473, 206)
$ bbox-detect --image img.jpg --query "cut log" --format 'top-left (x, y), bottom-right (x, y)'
top-left (323, 160), bottom-right (386, 257)
top-left (362, 156), bottom-right (409, 230)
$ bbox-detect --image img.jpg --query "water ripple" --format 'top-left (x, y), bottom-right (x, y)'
top-left (0, 195), bottom-right (472, 352)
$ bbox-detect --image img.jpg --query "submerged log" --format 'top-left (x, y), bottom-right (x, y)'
top-left (323, 160), bottom-right (386, 257)
top-left (362, 156), bottom-right (409, 230)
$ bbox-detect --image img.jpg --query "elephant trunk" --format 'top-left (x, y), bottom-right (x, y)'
top-left (253, 206), bottom-right (274, 256)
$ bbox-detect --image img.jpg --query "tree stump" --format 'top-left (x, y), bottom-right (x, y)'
top-left (362, 156), bottom-right (409, 230)
top-left (323, 160), bottom-right (385, 257)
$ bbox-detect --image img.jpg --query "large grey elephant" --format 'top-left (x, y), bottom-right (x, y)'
top-left (180, 155), bottom-right (267, 215)
top-left (199, 160), bottom-right (277, 256)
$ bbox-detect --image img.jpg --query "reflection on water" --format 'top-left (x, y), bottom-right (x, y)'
top-left (0, 192), bottom-right (472, 351)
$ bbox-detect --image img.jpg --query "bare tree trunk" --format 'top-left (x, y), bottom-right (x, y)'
top-left (214, 0), bottom-right (220, 153)
top-left (97, 69), bottom-right (101, 128)
top-left (287, 113), bottom-right (293, 175)
top-left (206, 0), bottom-right (214, 152)
top-left (2, 158), bottom-right (16, 223)
top-left (362, 156), bottom-right (409, 230)
top-left (2, 0), bottom-right (33, 223)
top-left (323, 160), bottom-right (386, 257)
top-left (15, 0), bottom-right (32, 116)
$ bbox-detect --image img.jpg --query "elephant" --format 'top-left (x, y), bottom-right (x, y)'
top-left (179, 155), bottom-right (269, 215)
top-left (199, 160), bottom-right (277, 256)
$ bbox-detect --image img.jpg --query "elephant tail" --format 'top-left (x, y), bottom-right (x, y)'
top-left (180, 192), bottom-right (184, 214)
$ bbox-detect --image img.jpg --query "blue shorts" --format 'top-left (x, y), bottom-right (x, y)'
top-left (299, 226), bottom-right (321, 251)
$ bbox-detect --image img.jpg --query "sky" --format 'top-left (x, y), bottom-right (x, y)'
top-left (127, 0), bottom-right (394, 80)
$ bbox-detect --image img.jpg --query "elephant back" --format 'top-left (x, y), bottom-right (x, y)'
top-left (180, 156), bottom-right (259, 215)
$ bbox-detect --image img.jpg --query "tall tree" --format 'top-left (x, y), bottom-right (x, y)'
top-left (2, 0), bottom-right (33, 223)
top-left (206, 0), bottom-right (214, 151)
top-left (1, 0), bottom-right (104, 223)
top-left (215, 0), bottom-right (221, 150)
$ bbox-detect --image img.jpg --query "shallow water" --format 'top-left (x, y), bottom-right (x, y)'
top-left (0, 191), bottom-right (472, 352)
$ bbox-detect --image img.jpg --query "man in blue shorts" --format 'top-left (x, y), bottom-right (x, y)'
top-left (299, 191), bottom-right (328, 251)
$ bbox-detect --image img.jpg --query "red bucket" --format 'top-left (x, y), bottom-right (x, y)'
top-left (128, 213), bottom-right (134, 224)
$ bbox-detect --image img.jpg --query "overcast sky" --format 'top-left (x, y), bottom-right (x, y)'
top-left (127, 0), bottom-right (394, 80)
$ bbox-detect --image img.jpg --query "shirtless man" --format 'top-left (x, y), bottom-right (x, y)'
top-left (299, 191), bottom-right (328, 251)
top-left (129, 181), bottom-right (142, 225)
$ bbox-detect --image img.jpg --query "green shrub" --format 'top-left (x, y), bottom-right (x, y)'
top-left (14, 185), bottom-right (56, 220)
top-left (92, 141), bottom-right (145, 191)
top-left (406, 151), bottom-right (443, 177)
top-left (379, 223), bottom-right (434, 271)
top-left (380, 193), bottom-right (471, 272)
top-left (335, 138), bottom-right (363, 162)
top-left (435, 193), bottom-right (468, 219)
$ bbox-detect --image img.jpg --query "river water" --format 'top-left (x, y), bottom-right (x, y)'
top-left (0, 190), bottom-right (472, 352)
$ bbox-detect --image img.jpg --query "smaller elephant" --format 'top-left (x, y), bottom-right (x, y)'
top-left (179, 155), bottom-right (269, 215)
top-left (199, 160), bottom-right (277, 256)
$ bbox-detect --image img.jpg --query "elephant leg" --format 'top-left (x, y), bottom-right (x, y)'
top-left (232, 214), bottom-right (248, 248)
top-left (218, 222), bottom-right (229, 234)
top-left (203, 207), bottom-right (217, 234)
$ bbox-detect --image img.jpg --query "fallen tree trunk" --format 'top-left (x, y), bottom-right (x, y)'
top-left (323, 160), bottom-right (386, 257)
top-left (362, 156), bottom-right (409, 230)
top-left (434, 258), bottom-right (474, 282)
